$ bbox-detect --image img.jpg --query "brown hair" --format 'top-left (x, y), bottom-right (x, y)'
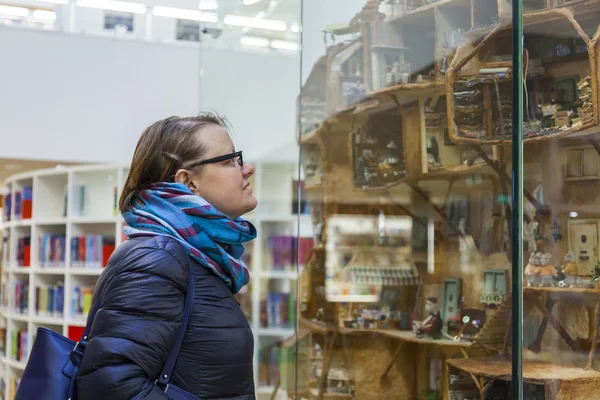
top-left (119, 112), bottom-right (230, 213)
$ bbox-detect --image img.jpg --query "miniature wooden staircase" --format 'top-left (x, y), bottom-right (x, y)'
top-left (473, 291), bottom-right (513, 355)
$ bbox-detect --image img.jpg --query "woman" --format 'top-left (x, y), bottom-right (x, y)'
top-left (77, 113), bottom-right (258, 399)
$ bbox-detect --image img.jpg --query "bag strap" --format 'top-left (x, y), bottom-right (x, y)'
top-left (156, 255), bottom-right (194, 389)
top-left (78, 242), bottom-right (195, 391)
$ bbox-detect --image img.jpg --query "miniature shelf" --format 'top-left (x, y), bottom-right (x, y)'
top-left (308, 387), bottom-right (353, 399)
top-left (448, 356), bottom-right (600, 383)
top-left (339, 327), bottom-right (474, 348)
top-left (446, 5), bottom-right (599, 145)
top-left (524, 286), bottom-right (600, 295)
top-left (299, 82), bottom-right (444, 147)
top-left (424, 162), bottom-right (496, 179)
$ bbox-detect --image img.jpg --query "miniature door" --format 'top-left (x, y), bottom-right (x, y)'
top-left (568, 220), bottom-right (599, 275)
top-left (442, 278), bottom-right (462, 323)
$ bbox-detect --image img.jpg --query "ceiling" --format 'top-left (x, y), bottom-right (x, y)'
top-left (5, 0), bottom-right (300, 42)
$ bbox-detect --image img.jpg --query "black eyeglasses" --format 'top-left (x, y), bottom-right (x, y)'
top-left (184, 151), bottom-right (243, 170)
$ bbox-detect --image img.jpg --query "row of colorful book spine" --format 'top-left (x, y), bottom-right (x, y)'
top-left (10, 329), bottom-right (28, 362)
top-left (261, 291), bottom-right (295, 329)
top-left (72, 286), bottom-right (93, 317)
top-left (16, 237), bottom-right (30, 267)
top-left (11, 281), bottom-right (28, 315)
top-left (267, 236), bottom-right (314, 270)
top-left (39, 234), bottom-right (65, 267)
top-left (71, 235), bottom-right (115, 268)
top-left (2, 186), bottom-right (32, 222)
top-left (35, 283), bottom-right (64, 316)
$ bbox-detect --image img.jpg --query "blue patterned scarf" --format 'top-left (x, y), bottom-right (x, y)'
top-left (122, 182), bottom-right (257, 294)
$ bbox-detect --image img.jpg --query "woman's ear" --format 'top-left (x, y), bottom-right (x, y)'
top-left (174, 169), bottom-right (188, 185)
top-left (174, 169), bottom-right (199, 194)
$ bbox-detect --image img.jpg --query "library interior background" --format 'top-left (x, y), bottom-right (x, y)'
top-left (4, 0), bottom-right (600, 399)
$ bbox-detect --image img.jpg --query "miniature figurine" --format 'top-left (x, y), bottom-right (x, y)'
top-left (562, 250), bottom-right (579, 288)
top-left (538, 253), bottom-right (557, 287)
top-left (525, 252), bottom-right (540, 287)
top-left (414, 297), bottom-right (443, 339)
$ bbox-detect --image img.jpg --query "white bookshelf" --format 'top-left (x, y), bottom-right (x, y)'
top-left (0, 164), bottom-right (125, 399)
top-left (0, 162), bottom-right (312, 400)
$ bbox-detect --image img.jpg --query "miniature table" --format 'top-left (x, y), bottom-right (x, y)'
top-left (447, 357), bottom-right (600, 400)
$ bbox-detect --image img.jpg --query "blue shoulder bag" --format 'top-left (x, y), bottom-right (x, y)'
top-left (14, 256), bottom-right (199, 400)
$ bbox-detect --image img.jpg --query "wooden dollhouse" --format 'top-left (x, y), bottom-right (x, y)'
top-left (293, 0), bottom-right (600, 399)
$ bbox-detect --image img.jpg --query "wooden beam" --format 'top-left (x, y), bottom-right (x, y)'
top-left (528, 294), bottom-right (580, 351)
top-left (405, 181), bottom-right (447, 220)
top-left (317, 331), bottom-right (339, 400)
top-left (471, 145), bottom-right (551, 217)
top-left (269, 378), bottom-right (281, 400)
top-left (528, 297), bottom-right (557, 354)
top-left (587, 136), bottom-right (600, 157)
top-left (380, 343), bottom-right (405, 380)
top-left (502, 310), bottom-right (512, 358)
top-left (586, 302), bottom-right (600, 370)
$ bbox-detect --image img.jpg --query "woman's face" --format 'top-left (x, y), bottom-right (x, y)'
top-left (176, 124), bottom-right (257, 220)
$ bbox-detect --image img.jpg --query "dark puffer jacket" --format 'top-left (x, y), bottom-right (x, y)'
top-left (77, 235), bottom-right (255, 399)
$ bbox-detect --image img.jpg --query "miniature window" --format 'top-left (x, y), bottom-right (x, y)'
top-left (565, 147), bottom-right (600, 181)
top-left (104, 12), bottom-right (134, 33)
top-left (481, 269), bottom-right (507, 306)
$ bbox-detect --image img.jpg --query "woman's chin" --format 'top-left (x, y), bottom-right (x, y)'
top-left (244, 196), bottom-right (258, 213)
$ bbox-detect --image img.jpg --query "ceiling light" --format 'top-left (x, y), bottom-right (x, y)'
top-left (569, 211), bottom-right (578, 218)
top-left (271, 40), bottom-right (299, 51)
top-left (224, 15), bottom-right (286, 31)
top-left (153, 6), bottom-right (218, 22)
top-left (243, 0), bottom-right (262, 4)
top-left (76, 0), bottom-right (146, 14)
top-left (0, 5), bottom-right (29, 17)
top-left (290, 22), bottom-right (300, 33)
top-left (198, 1), bottom-right (218, 10)
top-left (32, 10), bottom-right (57, 20)
top-left (240, 36), bottom-right (269, 47)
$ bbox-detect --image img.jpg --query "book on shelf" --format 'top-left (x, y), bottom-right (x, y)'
top-left (268, 236), bottom-right (314, 270)
top-left (17, 237), bottom-right (31, 267)
top-left (13, 186), bottom-right (32, 220)
top-left (0, 282), bottom-right (8, 309)
top-left (35, 282), bottom-right (64, 317)
top-left (71, 235), bottom-right (115, 268)
top-left (3, 194), bottom-right (10, 222)
top-left (39, 234), bottom-right (65, 268)
top-left (2, 232), bottom-right (9, 267)
top-left (258, 344), bottom-right (281, 387)
top-left (71, 285), bottom-right (93, 317)
top-left (11, 280), bottom-right (28, 314)
top-left (10, 329), bottom-right (28, 362)
top-left (72, 185), bottom-right (86, 217)
top-left (9, 376), bottom-right (19, 398)
top-left (261, 291), bottom-right (295, 329)
top-left (0, 327), bottom-right (5, 357)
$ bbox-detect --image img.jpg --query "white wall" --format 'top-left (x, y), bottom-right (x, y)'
top-left (199, 47), bottom-right (299, 163)
top-left (0, 25), bottom-right (201, 164)
top-left (0, 25), bottom-right (300, 166)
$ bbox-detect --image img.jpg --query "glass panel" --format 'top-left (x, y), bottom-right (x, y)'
top-left (521, 1), bottom-right (600, 399)
top-left (296, 0), bottom-right (519, 399)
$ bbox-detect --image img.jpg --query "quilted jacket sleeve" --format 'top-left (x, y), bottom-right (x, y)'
top-left (77, 237), bottom-right (189, 400)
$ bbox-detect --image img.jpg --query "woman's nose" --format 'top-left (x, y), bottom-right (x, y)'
top-left (243, 162), bottom-right (255, 178)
